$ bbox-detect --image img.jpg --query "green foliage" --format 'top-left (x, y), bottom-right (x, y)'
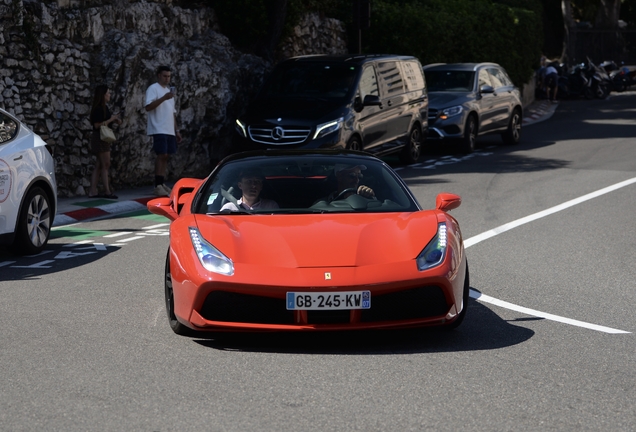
top-left (358, 0), bottom-right (543, 86)
top-left (209, 0), bottom-right (543, 86)
top-left (212, 0), bottom-right (269, 52)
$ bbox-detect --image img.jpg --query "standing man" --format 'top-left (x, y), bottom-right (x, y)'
top-left (145, 65), bottom-right (182, 196)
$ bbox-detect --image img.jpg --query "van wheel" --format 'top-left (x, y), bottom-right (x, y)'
top-left (347, 136), bottom-right (362, 152)
top-left (13, 187), bottom-right (52, 255)
top-left (459, 115), bottom-right (477, 153)
top-left (502, 108), bottom-right (521, 145)
top-left (399, 126), bottom-right (422, 164)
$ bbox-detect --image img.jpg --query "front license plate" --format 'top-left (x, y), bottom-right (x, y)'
top-left (286, 291), bottom-right (371, 310)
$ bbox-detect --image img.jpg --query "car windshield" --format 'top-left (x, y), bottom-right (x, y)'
top-left (260, 62), bottom-right (359, 101)
top-left (424, 70), bottom-right (475, 92)
top-left (195, 154), bottom-right (420, 215)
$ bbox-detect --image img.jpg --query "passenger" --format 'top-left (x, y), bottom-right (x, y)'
top-left (321, 164), bottom-right (375, 203)
top-left (220, 168), bottom-right (279, 211)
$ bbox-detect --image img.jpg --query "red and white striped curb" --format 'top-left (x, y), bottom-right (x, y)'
top-left (522, 101), bottom-right (554, 125)
top-left (53, 197), bottom-right (155, 227)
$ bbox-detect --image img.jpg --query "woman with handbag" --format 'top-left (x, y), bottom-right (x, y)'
top-left (88, 84), bottom-right (122, 199)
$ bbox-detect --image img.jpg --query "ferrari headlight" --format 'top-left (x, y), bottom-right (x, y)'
top-left (313, 118), bottom-right (343, 140)
top-left (416, 223), bottom-right (447, 271)
top-left (189, 227), bottom-right (234, 276)
top-left (235, 119), bottom-right (247, 138)
top-left (440, 106), bottom-right (463, 120)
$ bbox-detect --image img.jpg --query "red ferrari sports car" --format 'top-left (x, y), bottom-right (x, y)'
top-left (148, 150), bottom-right (468, 335)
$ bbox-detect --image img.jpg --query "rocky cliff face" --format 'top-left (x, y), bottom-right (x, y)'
top-left (0, 0), bottom-right (347, 197)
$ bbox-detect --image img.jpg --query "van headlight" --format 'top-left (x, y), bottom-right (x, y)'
top-left (313, 118), bottom-right (343, 140)
top-left (235, 119), bottom-right (247, 138)
top-left (416, 223), bottom-right (447, 271)
top-left (189, 227), bottom-right (234, 276)
top-left (439, 106), bottom-right (463, 120)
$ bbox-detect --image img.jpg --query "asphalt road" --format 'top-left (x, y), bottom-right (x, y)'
top-left (1, 93), bottom-right (635, 431)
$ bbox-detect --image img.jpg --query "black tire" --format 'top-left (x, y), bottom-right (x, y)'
top-left (399, 125), bottom-right (422, 164)
top-left (613, 78), bottom-right (626, 93)
top-left (584, 86), bottom-right (594, 99)
top-left (501, 108), bottom-right (522, 146)
top-left (165, 249), bottom-right (194, 336)
top-left (13, 186), bottom-right (52, 255)
top-left (459, 115), bottom-right (477, 154)
top-left (597, 83), bottom-right (610, 99)
top-left (347, 136), bottom-right (362, 152)
top-left (445, 264), bottom-right (470, 330)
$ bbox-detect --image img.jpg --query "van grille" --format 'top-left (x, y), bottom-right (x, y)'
top-left (248, 125), bottom-right (311, 145)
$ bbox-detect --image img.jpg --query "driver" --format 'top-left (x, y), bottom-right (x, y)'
top-left (220, 168), bottom-right (279, 211)
top-left (323, 164), bottom-right (375, 202)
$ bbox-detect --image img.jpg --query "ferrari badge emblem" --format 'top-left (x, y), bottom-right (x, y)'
top-left (324, 272), bottom-right (331, 280)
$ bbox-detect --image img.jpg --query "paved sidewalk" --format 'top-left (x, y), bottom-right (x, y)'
top-left (522, 99), bottom-right (558, 126)
top-left (53, 99), bottom-right (558, 227)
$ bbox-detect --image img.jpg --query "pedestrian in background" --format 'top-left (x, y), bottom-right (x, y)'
top-left (145, 65), bottom-right (182, 196)
top-left (88, 84), bottom-right (121, 199)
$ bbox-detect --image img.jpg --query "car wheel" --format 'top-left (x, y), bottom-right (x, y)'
top-left (445, 264), bottom-right (470, 330)
top-left (13, 186), bottom-right (52, 255)
top-left (502, 108), bottom-right (522, 145)
top-left (347, 136), bottom-right (362, 152)
top-left (165, 249), bottom-right (193, 336)
top-left (399, 125), bottom-right (422, 164)
top-left (459, 115), bottom-right (477, 153)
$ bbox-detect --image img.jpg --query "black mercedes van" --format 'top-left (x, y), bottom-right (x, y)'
top-left (234, 54), bottom-right (428, 164)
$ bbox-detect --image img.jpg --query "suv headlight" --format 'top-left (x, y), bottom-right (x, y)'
top-left (189, 227), bottom-right (234, 276)
top-left (416, 223), bottom-right (447, 271)
top-left (313, 118), bottom-right (343, 140)
top-left (235, 119), bottom-right (247, 138)
top-left (440, 106), bottom-right (463, 120)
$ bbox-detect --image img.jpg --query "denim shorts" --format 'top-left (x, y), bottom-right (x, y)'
top-left (152, 134), bottom-right (177, 155)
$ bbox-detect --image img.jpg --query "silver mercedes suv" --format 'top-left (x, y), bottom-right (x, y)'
top-left (423, 63), bottom-right (522, 153)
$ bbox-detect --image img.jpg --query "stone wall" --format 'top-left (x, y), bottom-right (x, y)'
top-left (0, 1), bottom-right (348, 197)
top-left (278, 12), bottom-right (348, 60)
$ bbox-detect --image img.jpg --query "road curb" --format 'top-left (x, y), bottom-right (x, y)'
top-left (53, 197), bottom-right (156, 227)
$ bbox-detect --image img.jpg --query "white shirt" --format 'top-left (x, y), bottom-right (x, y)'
top-left (220, 198), bottom-right (279, 212)
top-left (545, 66), bottom-right (557, 75)
top-left (145, 82), bottom-right (176, 136)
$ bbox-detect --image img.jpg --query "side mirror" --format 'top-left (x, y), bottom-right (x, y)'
top-left (363, 94), bottom-right (382, 107)
top-left (479, 85), bottom-right (495, 94)
top-left (147, 197), bottom-right (178, 221)
top-left (436, 193), bottom-right (461, 212)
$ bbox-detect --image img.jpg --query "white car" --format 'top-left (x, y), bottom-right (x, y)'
top-left (0, 108), bottom-right (57, 255)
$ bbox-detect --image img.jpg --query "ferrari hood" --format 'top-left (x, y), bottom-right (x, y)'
top-left (193, 212), bottom-right (439, 268)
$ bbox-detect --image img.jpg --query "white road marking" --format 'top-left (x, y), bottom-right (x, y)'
top-left (104, 231), bottom-right (133, 238)
top-left (465, 176), bottom-right (636, 248)
top-left (469, 289), bottom-right (629, 334)
top-left (64, 240), bottom-right (93, 247)
top-left (1, 261), bottom-right (17, 268)
top-left (12, 260), bottom-right (55, 269)
top-left (144, 223), bottom-right (169, 230)
top-left (115, 236), bottom-right (145, 243)
top-left (464, 177), bottom-right (636, 334)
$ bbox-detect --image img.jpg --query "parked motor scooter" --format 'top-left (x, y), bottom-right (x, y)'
top-left (588, 58), bottom-right (611, 99)
top-left (558, 58), bottom-right (610, 99)
top-left (602, 60), bottom-right (636, 92)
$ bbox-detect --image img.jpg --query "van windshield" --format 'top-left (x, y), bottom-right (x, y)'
top-left (424, 71), bottom-right (475, 92)
top-left (261, 62), bottom-right (359, 101)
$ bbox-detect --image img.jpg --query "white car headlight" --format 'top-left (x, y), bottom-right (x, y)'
top-left (313, 118), bottom-right (343, 140)
top-left (189, 227), bottom-right (234, 276)
top-left (416, 223), bottom-right (447, 271)
top-left (440, 106), bottom-right (463, 119)
top-left (235, 119), bottom-right (247, 138)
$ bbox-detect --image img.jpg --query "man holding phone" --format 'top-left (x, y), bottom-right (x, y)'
top-left (145, 65), bottom-right (182, 196)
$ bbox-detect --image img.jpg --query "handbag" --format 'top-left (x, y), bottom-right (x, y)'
top-left (100, 125), bottom-right (116, 143)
